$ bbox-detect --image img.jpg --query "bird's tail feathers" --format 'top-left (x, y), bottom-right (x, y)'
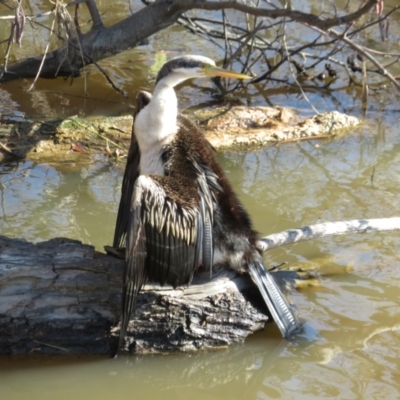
top-left (248, 261), bottom-right (301, 338)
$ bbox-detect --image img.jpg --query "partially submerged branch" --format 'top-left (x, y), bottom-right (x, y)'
top-left (257, 218), bottom-right (400, 252)
top-left (2, 216), bottom-right (400, 354)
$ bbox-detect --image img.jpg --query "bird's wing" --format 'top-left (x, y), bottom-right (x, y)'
top-left (113, 91), bottom-right (152, 248)
top-left (117, 193), bottom-right (147, 351)
top-left (175, 116), bottom-right (221, 275)
top-left (118, 174), bottom-right (206, 349)
top-left (194, 161), bottom-right (221, 277)
top-left (247, 259), bottom-right (301, 338)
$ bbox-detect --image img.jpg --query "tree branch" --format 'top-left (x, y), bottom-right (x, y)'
top-left (0, 0), bottom-right (183, 82)
top-left (0, 0), bottom-right (380, 83)
top-left (328, 29), bottom-right (400, 91)
top-left (256, 218), bottom-right (400, 252)
top-left (173, 0), bottom-right (379, 30)
top-left (84, 0), bottom-right (104, 28)
top-left (2, 215), bottom-right (400, 354)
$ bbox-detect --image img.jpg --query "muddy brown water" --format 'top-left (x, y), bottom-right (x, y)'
top-left (1, 0), bottom-right (400, 398)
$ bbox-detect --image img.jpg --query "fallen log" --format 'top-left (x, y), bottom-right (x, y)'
top-left (2, 217), bottom-right (399, 355)
top-left (0, 235), bottom-right (297, 355)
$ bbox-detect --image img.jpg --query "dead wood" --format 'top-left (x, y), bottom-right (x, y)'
top-left (0, 0), bottom-right (381, 85)
top-left (0, 235), bottom-right (296, 355)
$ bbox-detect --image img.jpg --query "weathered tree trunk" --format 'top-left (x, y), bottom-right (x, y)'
top-left (0, 0), bottom-right (183, 82)
top-left (0, 235), bottom-right (286, 355)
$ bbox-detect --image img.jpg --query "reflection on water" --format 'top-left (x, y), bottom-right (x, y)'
top-left (2, 117), bottom-right (400, 397)
top-left (0, 154), bottom-right (122, 249)
top-left (1, 310), bottom-right (400, 399)
top-left (2, 0), bottom-right (400, 396)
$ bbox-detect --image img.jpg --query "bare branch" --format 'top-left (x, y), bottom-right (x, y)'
top-left (1, 0), bottom-right (396, 98)
top-left (173, 0), bottom-right (379, 30)
top-left (323, 28), bottom-right (400, 91)
top-left (84, 0), bottom-right (104, 28)
top-left (26, 13), bottom-right (57, 92)
top-left (92, 60), bottom-right (127, 97)
top-left (281, 14), bottom-right (320, 114)
top-left (256, 218), bottom-right (400, 252)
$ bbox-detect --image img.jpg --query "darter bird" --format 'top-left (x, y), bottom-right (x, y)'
top-left (113, 55), bottom-right (301, 353)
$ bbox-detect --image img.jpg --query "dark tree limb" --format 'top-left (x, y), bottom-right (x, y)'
top-left (84, 0), bottom-right (104, 28)
top-left (0, 0), bottom-right (184, 82)
top-left (0, 0), bottom-right (379, 83)
top-left (175, 0), bottom-right (378, 30)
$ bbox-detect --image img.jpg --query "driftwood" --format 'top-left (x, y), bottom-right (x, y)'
top-left (256, 218), bottom-right (400, 252)
top-left (0, 235), bottom-right (292, 355)
top-left (1, 217), bottom-right (399, 355)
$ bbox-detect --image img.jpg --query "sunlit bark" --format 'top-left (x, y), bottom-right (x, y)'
top-left (1, 216), bottom-right (400, 355)
top-left (0, 236), bottom-right (272, 355)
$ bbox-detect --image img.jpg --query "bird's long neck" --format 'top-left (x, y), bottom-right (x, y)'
top-left (134, 83), bottom-right (178, 153)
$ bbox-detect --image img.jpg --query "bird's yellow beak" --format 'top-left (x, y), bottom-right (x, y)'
top-left (204, 65), bottom-right (252, 80)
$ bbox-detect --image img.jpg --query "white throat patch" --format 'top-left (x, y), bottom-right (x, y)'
top-left (134, 84), bottom-right (179, 176)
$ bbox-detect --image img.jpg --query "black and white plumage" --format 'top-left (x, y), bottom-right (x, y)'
top-left (113, 55), bottom-right (300, 353)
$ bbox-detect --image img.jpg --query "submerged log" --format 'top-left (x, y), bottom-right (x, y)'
top-left (0, 235), bottom-right (298, 355)
top-left (0, 108), bottom-right (360, 163)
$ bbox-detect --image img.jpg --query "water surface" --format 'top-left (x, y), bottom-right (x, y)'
top-left (1, 0), bottom-right (400, 398)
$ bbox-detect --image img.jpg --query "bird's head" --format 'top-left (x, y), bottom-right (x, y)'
top-left (155, 55), bottom-right (252, 88)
